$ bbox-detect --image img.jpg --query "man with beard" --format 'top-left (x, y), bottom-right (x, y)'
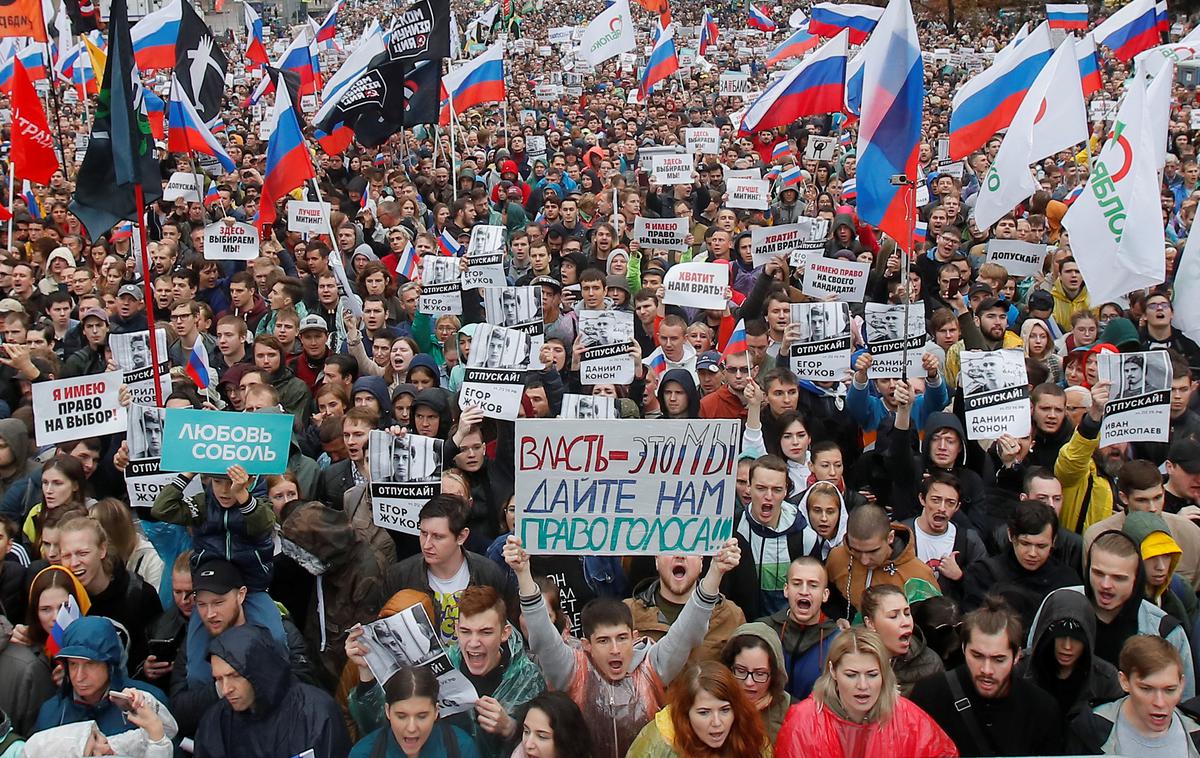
top-left (757, 557), bottom-right (841, 700)
top-left (910, 597), bottom-right (1065, 755)
top-left (945, 297), bottom-right (1025, 393)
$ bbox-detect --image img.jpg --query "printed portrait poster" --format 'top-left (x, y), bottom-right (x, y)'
top-left (561, 393), bottom-right (616, 420)
top-left (864, 303), bottom-right (926, 379)
top-left (483, 286), bottom-right (544, 369)
top-left (577, 309), bottom-right (635, 385)
top-left (109, 329), bottom-right (171, 407)
top-left (358, 603), bottom-right (478, 713)
top-left (418, 256), bottom-right (463, 315)
top-left (960, 349), bottom-right (1031, 440)
top-left (124, 405), bottom-right (201, 512)
top-left (461, 324), bottom-right (530, 420)
top-left (462, 225), bottom-right (507, 290)
top-left (1096, 351), bottom-right (1173, 446)
top-left (32, 372), bottom-right (126, 446)
top-left (788, 303), bottom-right (852, 382)
top-left (368, 431), bottom-right (443, 535)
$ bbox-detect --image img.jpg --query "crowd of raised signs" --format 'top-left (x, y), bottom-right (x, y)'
top-left (7, 0), bottom-right (1200, 755)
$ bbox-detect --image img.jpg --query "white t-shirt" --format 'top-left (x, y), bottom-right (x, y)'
top-left (428, 559), bottom-right (471, 644)
top-left (913, 520), bottom-right (957, 576)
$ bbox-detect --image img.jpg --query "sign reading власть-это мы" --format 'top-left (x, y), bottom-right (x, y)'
top-left (515, 419), bottom-right (740, 555)
top-left (161, 408), bottom-right (292, 475)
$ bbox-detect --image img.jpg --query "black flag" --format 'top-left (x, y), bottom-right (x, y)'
top-left (62, 0), bottom-right (101, 34)
top-left (403, 60), bottom-right (441, 126)
top-left (314, 59), bottom-right (441, 148)
top-left (174, 1), bottom-right (227, 126)
top-left (387, 0), bottom-right (451, 62)
top-left (70, 0), bottom-right (162, 239)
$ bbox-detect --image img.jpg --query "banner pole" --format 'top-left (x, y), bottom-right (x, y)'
top-left (133, 183), bottom-right (164, 407)
top-left (6, 164), bottom-right (13, 253)
top-left (169, 77), bottom-right (209, 211)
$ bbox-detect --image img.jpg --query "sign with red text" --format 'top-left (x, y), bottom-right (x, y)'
top-left (287, 201), bottom-right (333, 234)
top-left (726, 177), bottom-right (769, 209)
top-left (204, 220), bottom-right (260, 261)
top-left (651, 153), bottom-right (694, 185)
top-left (803, 258), bottom-right (871, 301)
top-left (632, 216), bottom-right (689, 252)
top-left (32, 372), bottom-right (126, 446)
top-left (515, 419), bottom-right (740, 555)
top-left (663, 262), bottom-right (726, 309)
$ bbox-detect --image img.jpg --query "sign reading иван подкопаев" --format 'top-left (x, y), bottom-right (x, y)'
top-left (160, 408), bottom-right (292, 476)
top-left (514, 419), bottom-right (740, 556)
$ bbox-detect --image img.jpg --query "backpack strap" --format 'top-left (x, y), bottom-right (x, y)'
top-left (944, 670), bottom-right (998, 756)
top-left (1073, 474), bottom-right (1095, 535)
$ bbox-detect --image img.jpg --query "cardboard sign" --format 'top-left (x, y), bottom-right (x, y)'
top-left (865, 303), bottom-right (926, 379)
top-left (803, 258), bottom-right (870, 301)
top-left (788, 303), bottom-right (852, 382)
top-left (663, 262), bottom-right (726, 310)
top-left (726, 177), bottom-right (769, 210)
top-left (579, 310), bottom-right (635, 384)
top-left (462, 225), bottom-right (507, 290)
top-left (515, 419), bottom-right (740, 555)
top-left (369, 430), bottom-right (443, 535)
top-left (685, 127), bottom-right (720, 154)
top-left (1097, 351), bottom-right (1173, 447)
top-left (32, 372), bottom-right (126, 446)
top-left (961, 349), bottom-right (1031, 440)
top-left (651, 153), bottom-right (694, 185)
top-left (161, 409), bottom-right (293, 476)
top-left (204, 220), bottom-right (260, 261)
top-left (162, 172), bottom-right (202, 202)
top-left (287, 201), bottom-right (332, 234)
top-left (985, 239), bottom-right (1047, 277)
top-left (632, 216), bottom-right (690, 252)
top-left (804, 136), bottom-right (835, 161)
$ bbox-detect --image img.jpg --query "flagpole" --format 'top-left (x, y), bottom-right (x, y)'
top-left (43, 42), bottom-right (69, 174)
top-left (449, 101), bottom-right (459, 203)
top-left (168, 77), bottom-right (209, 213)
top-left (5, 164), bottom-right (13, 253)
top-left (133, 183), bottom-right (165, 408)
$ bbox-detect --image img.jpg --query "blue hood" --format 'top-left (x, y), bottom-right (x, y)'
top-left (55, 616), bottom-right (129, 693)
top-left (352, 376), bottom-right (395, 427)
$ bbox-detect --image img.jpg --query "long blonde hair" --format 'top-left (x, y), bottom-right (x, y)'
top-left (812, 627), bottom-right (899, 723)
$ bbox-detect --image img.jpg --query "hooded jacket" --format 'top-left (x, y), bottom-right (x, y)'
top-left (266, 363), bottom-right (315, 428)
top-left (724, 498), bottom-right (810, 619)
top-left (194, 624), bottom-right (350, 758)
top-left (655, 368), bottom-right (701, 419)
top-left (892, 625), bottom-right (946, 696)
top-left (759, 604), bottom-right (840, 701)
top-left (1123, 510), bottom-right (1197, 628)
top-left (887, 411), bottom-right (988, 524)
top-left (627, 703), bottom-right (772, 758)
top-left (1068, 697), bottom-right (1200, 755)
top-left (825, 524), bottom-right (938, 619)
top-left (626, 577), bottom-right (746, 665)
top-left (795, 483), bottom-right (848, 560)
top-left (33, 617), bottom-right (176, 746)
top-left (776, 691), bottom-right (958, 758)
top-left (352, 375), bottom-right (396, 428)
top-left (411, 387), bottom-right (454, 439)
top-left (0, 419), bottom-right (38, 504)
top-left (727, 621), bottom-right (792, 741)
top-left (961, 539), bottom-right (1080, 631)
top-left (1050, 278), bottom-right (1090, 332)
top-left (1018, 588), bottom-right (1123, 721)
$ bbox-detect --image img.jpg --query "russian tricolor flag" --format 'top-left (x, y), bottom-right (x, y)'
top-left (772, 141), bottom-right (793, 161)
top-left (857, 0), bottom-right (924, 249)
top-left (949, 22), bottom-right (1053, 159)
top-left (1065, 183), bottom-right (1085, 205)
top-left (765, 165), bottom-right (782, 182)
top-left (168, 81), bottom-right (236, 173)
top-left (767, 23), bottom-right (820, 67)
top-left (639, 25), bottom-right (679, 101)
top-left (913, 218), bottom-right (928, 245)
top-left (722, 319), bottom-right (748, 357)
top-left (17, 46), bottom-right (45, 83)
top-left (186, 339), bottom-right (212, 390)
top-left (700, 11), bottom-right (718, 56)
top-left (204, 183), bottom-right (221, 207)
top-left (45, 595), bottom-right (81, 658)
top-left (443, 39), bottom-right (506, 115)
top-left (144, 88), bottom-right (166, 141)
top-left (22, 181), bottom-right (39, 220)
top-left (1076, 33), bottom-right (1102, 97)
top-left (779, 165), bottom-right (802, 187)
top-left (808, 2), bottom-right (883, 44)
top-left (315, 0), bottom-right (342, 45)
top-left (748, 4), bottom-right (778, 32)
top-left (841, 177), bottom-right (857, 201)
top-left (647, 350), bottom-right (668, 376)
top-left (1046, 3), bottom-right (1089, 32)
top-left (740, 30), bottom-right (847, 134)
top-left (278, 32), bottom-right (321, 96)
top-left (397, 243), bottom-right (420, 280)
top-left (1094, 0), bottom-right (1160, 61)
top-left (259, 74), bottom-right (316, 230)
top-left (131, 0), bottom-right (182, 71)
top-left (437, 229), bottom-right (462, 256)
top-left (245, 3), bottom-right (269, 66)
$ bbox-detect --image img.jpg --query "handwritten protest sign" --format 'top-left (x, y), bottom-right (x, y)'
top-left (204, 221), bottom-right (260, 261)
top-left (961, 349), bottom-right (1030, 440)
top-left (685, 127), bottom-right (720, 154)
top-left (1096, 351), bottom-right (1172, 446)
top-left (803, 258), bottom-right (870, 301)
top-left (31, 372), bottom-right (126, 446)
top-left (985, 239), bottom-right (1048, 277)
top-left (287, 201), bottom-right (332, 235)
top-left (664, 262), bottom-right (726, 309)
top-left (162, 172), bottom-right (201, 202)
top-left (865, 303), bottom-right (926, 379)
top-left (651, 153), bottom-right (694, 185)
top-left (788, 303), bottom-right (852, 382)
top-left (515, 419), bottom-right (740, 555)
top-left (632, 217), bottom-right (689, 252)
top-left (369, 430), bottom-right (443, 534)
top-left (726, 177), bottom-right (769, 210)
top-left (161, 409), bottom-right (292, 476)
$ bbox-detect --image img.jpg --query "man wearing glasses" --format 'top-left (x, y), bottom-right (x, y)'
top-left (700, 348), bottom-right (754, 420)
top-left (167, 300), bottom-right (217, 371)
top-left (1140, 291), bottom-right (1200, 375)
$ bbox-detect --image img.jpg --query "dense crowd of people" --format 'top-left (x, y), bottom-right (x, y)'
top-left (0, 0), bottom-right (1199, 755)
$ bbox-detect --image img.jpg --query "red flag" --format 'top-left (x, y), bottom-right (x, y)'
top-left (10, 60), bottom-right (59, 185)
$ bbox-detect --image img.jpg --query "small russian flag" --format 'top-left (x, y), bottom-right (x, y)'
top-left (839, 131), bottom-right (853, 148)
top-left (723, 318), bottom-right (748, 357)
top-left (204, 184), bottom-right (221, 208)
top-left (186, 339), bottom-right (212, 390)
top-left (647, 350), bottom-right (668, 376)
top-left (841, 177), bottom-right (857, 202)
top-left (111, 221), bottom-right (134, 241)
top-left (45, 595), bottom-right (81, 658)
top-left (779, 165), bottom-right (802, 188)
top-left (397, 242), bottom-right (420, 280)
top-left (765, 166), bottom-right (782, 182)
top-left (1065, 184), bottom-right (1085, 206)
top-left (771, 141), bottom-right (793, 162)
top-left (21, 180), bottom-right (39, 220)
top-left (913, 218), bottom-right (928, 245)
top-left (437, 229), bottom-right (462, 256)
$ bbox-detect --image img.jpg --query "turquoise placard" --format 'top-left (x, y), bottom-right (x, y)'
top-left (161, 408), bottom-right (292, 475)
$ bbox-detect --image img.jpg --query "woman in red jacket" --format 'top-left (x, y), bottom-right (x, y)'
top-left (775, 628), bottom-right (957, 758)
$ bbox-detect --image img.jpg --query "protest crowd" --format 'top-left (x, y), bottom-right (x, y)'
top-left (8, 0), bottom-right (1200, 754)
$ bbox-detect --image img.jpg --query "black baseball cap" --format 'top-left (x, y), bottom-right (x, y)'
top-left (531, 276), bottom-right (562, 292)
top-left (1168, 438), bottom-right (1200, 474)
top-left (192, 559), bottom-right (246, 595)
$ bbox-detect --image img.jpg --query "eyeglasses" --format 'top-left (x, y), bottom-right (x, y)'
top-left (1148, 302), bottom-right (1171, 312)
top-left (727, 365), bottom-right (751, 375)
top-left (731, 666), bottom-right (770, 683)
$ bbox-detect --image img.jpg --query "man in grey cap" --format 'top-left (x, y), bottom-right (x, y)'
top-left (294, 314), bottom-right (332, 393)
top-left (111, 283), bottom-right (149, 334)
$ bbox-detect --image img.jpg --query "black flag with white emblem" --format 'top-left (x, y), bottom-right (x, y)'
top-left (174, 1), bottom-right (227, 127)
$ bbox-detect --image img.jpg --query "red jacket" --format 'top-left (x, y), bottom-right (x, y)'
top-left (699, 384), bottom-right (747, 421)
top-left (776, 696), bottom-right (958, 758)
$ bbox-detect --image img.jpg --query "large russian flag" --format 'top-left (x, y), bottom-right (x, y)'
top-left (1094, 0), bottom-right (1160, 61)
top-left (444, 39), bottom-right (506, 114)
top-left (168, 80), bottom-right (236, 172)
top-left (638, 24), bottom-right (679, 100)
top-left (741, 30), bottom-right (847, 133)
top-left (245, 3), bottom-right (269, 66)
top-left (260, 74), bottom-right (316, 230)
top-left (1047, 3), bottom-right (1089, 31)
top-left (748, 4), bottom-right (778, 32)
top-left (278, 32), bottom-right (320, 96)
top-left (857, 0), bottom-right (924, 249)
top-left (315, 0), bottom-right (342, 45)
top-left (948, 21), bottom-right (1052, 159)
top-left (808, 2), bottom-right (883, 44)
top-left (17, 46), bottom-right (45, 82)
top-left (131, 0), bottom-right (182, 71)
top-left (1076, 33), bottom-right (1102, 97)
top-left (767, 23), bottom-right (820, 67)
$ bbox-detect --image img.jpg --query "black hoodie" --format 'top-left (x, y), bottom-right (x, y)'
top-left (886, 411), bottom-right (987, 524)
top-left (657, 368), bottom-right (700, 419)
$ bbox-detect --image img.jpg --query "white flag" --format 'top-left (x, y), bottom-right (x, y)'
top-left (974, 39), bottom-right (1087, 230)
top-left (579, 0), bottom-right (636, 66)
top-left (1174, 213), bottom-right (1200, 343)
top-left (1066, 69), bottom-right (1169, 304)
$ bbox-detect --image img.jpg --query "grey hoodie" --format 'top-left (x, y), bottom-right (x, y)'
top-left (0, 419), bottom-right (38, 501)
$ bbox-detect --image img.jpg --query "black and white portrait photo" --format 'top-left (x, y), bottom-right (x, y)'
top-left (421, 256), bottom-right (461, 286)
top-left (578, 309), bottom-right (634, 347)
top-left (865, 304), bottom-right (907, 343)
top-left (484, 286), bottom-right (542, 327)
top-left (1103, 351), bottom-right (1171, 400)
top-left (368, 431), bottom-right (444, 483)
top-left (960, 349), bottom-right (1028, 397)
top-left (791, 302), bottom-right (850, 343)
top-left (467, 225), bottom-right (506, 257)
top-left (468, 324), bottom-right (530, 368)
top-left (128, 405), bottom-right (165, 460)
top-left (359, 604), bottom-right (440, 685)
top-left (111, 330), bottom-right (166, 373)
top-left (562, 393), bottom-right (616, 420)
